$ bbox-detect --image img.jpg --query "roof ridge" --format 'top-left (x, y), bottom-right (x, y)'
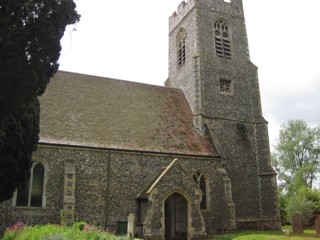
top-left (55, 70), bottom-right (184, 92)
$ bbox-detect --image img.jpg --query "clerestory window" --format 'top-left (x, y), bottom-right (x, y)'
top-left (214, 20), bottom-right (232, 59)
top-left (15, 162), bottom-right (46, 207)
top-left (177, 28), bottom-right (186, 67)
top-left (193, 172), bottom-right (207, 209)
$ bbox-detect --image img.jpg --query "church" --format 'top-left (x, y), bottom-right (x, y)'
top-left (0, 0), bottom-right (281, 239)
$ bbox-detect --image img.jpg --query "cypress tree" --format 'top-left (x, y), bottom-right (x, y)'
top-left (0, 0), bottom-right (80, 202)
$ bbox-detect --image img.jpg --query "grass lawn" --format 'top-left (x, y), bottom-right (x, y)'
top-left (210, 230), bottom-right (319, 240)
top-left (3, 222), bottom-right (318, 240)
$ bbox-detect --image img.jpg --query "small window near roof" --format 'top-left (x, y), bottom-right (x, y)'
top-left (16, 162), bottom-right (45, 207)
top-left (177, 28), bottom-right (186, 68)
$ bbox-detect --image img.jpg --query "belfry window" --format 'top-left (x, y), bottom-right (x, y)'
top-left (15, 162), bottom-right (45, 207)
top-left (177, 28), bottom-right (186, 67)
top-left (214, 20), bottom-right (232, 59)
top-left (193, 172), bottom-right (207, 209)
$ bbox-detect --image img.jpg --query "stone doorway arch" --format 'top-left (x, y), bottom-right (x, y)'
top-left (165, 192), bottom-right (188, 240)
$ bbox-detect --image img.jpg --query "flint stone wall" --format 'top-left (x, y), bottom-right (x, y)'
top-left (0, 143), bottom-right (231, 236)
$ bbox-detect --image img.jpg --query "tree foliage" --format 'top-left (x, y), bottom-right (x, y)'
top-left (0, 0), bottom-right (80, 202)
top-left (285, 186), bottom-right (320, 225)
top-left (272, 120), bottom-right (320, 194)
top-left (285, 190), bottom-right (314, 225)
top-left (272, 120), bottom-right (320, 225)
top-left (278, 191), bottom-right (289, 225)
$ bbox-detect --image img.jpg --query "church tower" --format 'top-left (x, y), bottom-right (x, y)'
top-left (166, 0), bottom-right (281, 230)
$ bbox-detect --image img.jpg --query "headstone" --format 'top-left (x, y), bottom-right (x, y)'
top-left (315, 215), bottom-right (320, 236)
top-left (283, 229), bottom-right (291, 236)
top-left (127, 213), bottom-right (135, 238)
top-left (292, 213), bottom-right (303, 233)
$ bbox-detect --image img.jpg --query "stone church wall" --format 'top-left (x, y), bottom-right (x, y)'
top-left (208, 120), bottom-right (280, 229)
top-left (106, 149), bottom-right (228, 234)
top-left (0, 146), bottom-right (109, 230)
top-left (0, 143), bottom-right (233, 236)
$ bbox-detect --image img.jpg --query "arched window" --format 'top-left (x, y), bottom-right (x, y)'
top-left (177, 28), bottom-right (186, 67)
top-left (193, 172), bottom-right (207, 209)
top-left (16, 162), bottom-right (45, 207)
top-left (214, 20), bottom-right (231, 59)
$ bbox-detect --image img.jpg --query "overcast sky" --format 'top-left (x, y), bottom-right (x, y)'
top-left (59, 0), bottom-right (320, 148)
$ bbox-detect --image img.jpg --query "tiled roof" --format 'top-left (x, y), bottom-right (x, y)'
top-left (39, 71), bottom-right (219, 156)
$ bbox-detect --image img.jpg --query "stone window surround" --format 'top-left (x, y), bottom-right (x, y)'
top-left (12, 162), bottom-right (47, 208)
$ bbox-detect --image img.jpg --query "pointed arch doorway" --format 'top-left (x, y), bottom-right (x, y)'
top-left (165, 193), bottom-right (188, 240)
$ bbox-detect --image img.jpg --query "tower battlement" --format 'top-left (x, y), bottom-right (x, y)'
top-left (169, 0), bottom-right (244, 33)
top-left (199, 0), bottom-right (244, 19)
top-left (169, 0), bottom-right (196, 33)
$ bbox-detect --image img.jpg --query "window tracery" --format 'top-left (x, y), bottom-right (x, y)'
top-left (177, 28), bottom-right (186, 67)
top-left (214, 20), bottom-right (232, 59)
top-left (219, 79), bottom-right (233, 94)
top-left (193, 171), bottom-right (207, 209)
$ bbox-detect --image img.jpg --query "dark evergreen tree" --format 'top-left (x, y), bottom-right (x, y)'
top-left (0, 0), bottom-right (80, 202)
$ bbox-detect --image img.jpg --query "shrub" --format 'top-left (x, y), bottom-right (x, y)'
top-left (72, 221), bottom-right (88, 231)
top-left (278, 192), bottom-right (289, 225)
top-left (286, 194), bottom-right (315, 225)
top-left (82, 224), bottom-right (95, 232)
top-left (5, 221), bottom-right (26, 232)
top-left (2, 222), bottom-right (122, 240)
top-left (3, 222), bottom-right (26, 240)
top-left (284, 186), bottom-right (320, 226)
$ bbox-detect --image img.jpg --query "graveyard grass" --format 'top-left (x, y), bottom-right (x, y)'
top-left (3, 221), bottom-right (319, 240)
top-left (211, 229), bottom-right (318, 240)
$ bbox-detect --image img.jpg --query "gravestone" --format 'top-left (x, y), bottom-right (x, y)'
top-left (283, 229), bottom-right (291, 236)
top-left (315, 215), bottom-right (320, 236)
top-left (292, 213), bottom-right (303, 233)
